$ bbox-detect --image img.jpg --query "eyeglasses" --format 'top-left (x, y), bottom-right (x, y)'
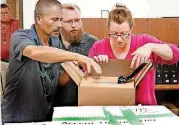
top-left (109, 32), bottom-right (130, 39)
top-left (62, 19), bottom-right (81, 25)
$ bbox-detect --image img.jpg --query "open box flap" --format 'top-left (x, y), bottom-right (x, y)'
top-left (90, 59), bottom-right (132, 77)
top-left (61, 61), bottom-right (85, 86)
top-left (134, 62), bottom-right (153, 88)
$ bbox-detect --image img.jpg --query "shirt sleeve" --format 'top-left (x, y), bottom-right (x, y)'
top-left (88, 42), bottom-right (98, 58)
top-left (10, 30), bottom-right (36, 62)
top-left (143, 34), bottom-right (179, 65)
top-left (84, 34), bottom-right (98, 56)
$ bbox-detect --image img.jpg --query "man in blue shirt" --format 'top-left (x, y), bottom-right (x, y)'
top-left (1, 0), bottom-right (101, 123)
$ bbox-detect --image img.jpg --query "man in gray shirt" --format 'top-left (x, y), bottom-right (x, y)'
top-left (1, 0), bottom-right (101, 123)
top-left (53, 3), bottom-right (98, 106)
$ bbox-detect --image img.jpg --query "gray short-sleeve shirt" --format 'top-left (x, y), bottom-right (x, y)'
top-left (1, 25), bottom-right (61, 122)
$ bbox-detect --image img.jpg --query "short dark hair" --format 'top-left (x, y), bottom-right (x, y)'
top-left (34, 0), bottom-right (62, 16)
top-left (1, 3), bottom-right (11, 10)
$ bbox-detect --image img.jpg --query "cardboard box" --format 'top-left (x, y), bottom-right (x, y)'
top-left (61, 59), bottom-right (153, 106)
top-left (52, 106), bottom-right (179, 125)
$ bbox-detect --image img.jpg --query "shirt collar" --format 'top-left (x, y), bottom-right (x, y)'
top-left (30, 24), bottom-right (53, 46)
top-left (30, 24), bottom-right (42, 45)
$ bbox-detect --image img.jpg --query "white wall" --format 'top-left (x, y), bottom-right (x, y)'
top-left (1, 0), bottom-right (7, 3)
top-left (23, 0), bottom-right (179, 29)
top-left (146, 0), bottom-right (179, 17)
top-left (23, 0), bottom-right (36, 29)
top-left (60, 0), bottom-right (151, 18)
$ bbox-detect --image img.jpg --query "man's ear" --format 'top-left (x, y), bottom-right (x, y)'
top-left (35, 15), bottom-right (42, 25)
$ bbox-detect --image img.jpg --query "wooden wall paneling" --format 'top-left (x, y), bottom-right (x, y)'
top-left (147, 18), bottom-right (179, 45)
top-left (82, 18), bottom-right (95, 37)
top-left (93, 18), bottom-right (108, 39)
top-left (7, 0), bottom-right (16, 18)
top-left (82, 18), bottom-right (109, 39)
top-left (19, 0), bottom-right (23, 28)
top-left (82, 18), bottom-right (179, 46)
top-left (82, 18), bottom-right (148, 39)
top-left (132, 18), bottom-right (148, 34)
top-left (16, 0), bottom-right (19, 20)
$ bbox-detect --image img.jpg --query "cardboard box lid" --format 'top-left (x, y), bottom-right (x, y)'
top-left (61, 61), bottom-right (85, 86)
top-left (134, 62), bottom-right (153, 88)
top-left (61, 59), bottom-right (132, 86)
top-left (61, 59), bottom-right (153, 87)
top-left (90, 59), bottom-right (132, 77)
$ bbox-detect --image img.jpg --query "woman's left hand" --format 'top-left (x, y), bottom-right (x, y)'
top-left (130, 44), bottom-right (152, 68)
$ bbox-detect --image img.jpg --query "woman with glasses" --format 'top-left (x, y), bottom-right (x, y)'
top-left (88, 3), bottom-right (179, 105)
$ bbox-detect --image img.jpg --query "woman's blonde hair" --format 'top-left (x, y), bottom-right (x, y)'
top-left (108, 3), bottom-right (133, 28)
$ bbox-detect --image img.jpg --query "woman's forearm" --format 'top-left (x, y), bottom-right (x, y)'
top-left (146, 43), bottom-right (173, 60)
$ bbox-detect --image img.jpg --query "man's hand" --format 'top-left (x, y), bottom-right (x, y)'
top-left (93, 55), bottom-right (109, 64)
top-left (76, 54), bottom-right (102, 74)
top-left (131, 44), bottom-right (152, 68)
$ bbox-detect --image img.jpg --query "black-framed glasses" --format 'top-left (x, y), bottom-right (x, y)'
top-left (109, 32), bottom-right (130, 39)
top-left (62, 18), bottom-right (81, 25)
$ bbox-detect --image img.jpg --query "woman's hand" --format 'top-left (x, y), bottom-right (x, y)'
top-left (93, 55), bottom-right (109, 64)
